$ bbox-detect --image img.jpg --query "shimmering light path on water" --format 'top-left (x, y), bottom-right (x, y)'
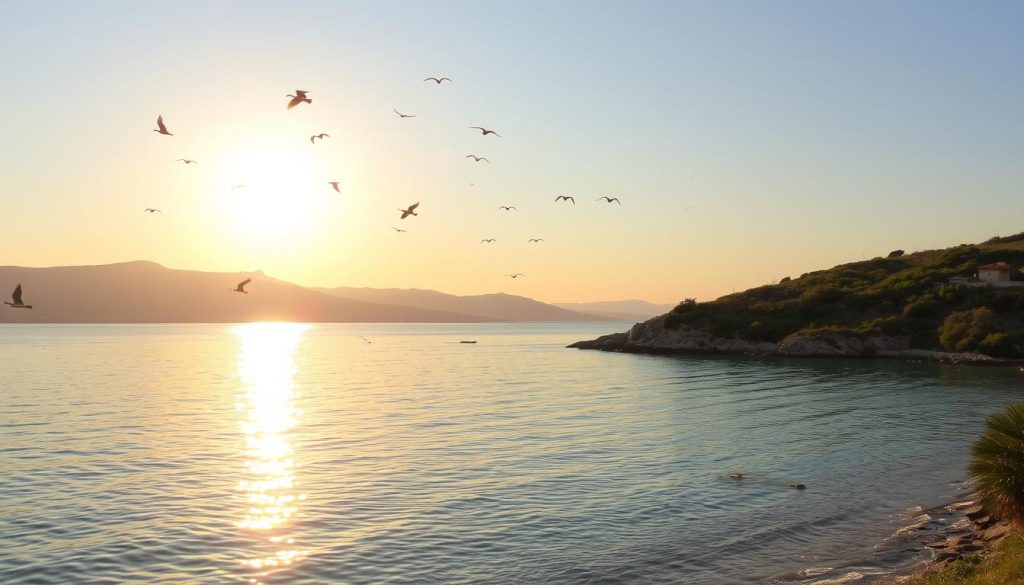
top-left (2, 323), bottom-right (1024, 584)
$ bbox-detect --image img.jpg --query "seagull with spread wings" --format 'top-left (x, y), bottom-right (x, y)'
top-left (394, 108), bottom-right (416, 118)
top-left (177, 159), bottom-right (198, 165)
top-left (498, 205), bottom-right (516, 212)
top-left (144, 208), bottom-right (161, 214)
top-left (424, 77), bottom-right (451, 84)
top-left (597, 196), bottom-right (621, 204)
top-left (286, 90), bottom-right (311, 109)
top-left (528, 238), bottom-right (544, 243)
top-left (153, 115), bottom-right (173, 136)
top-left (399, 202), bottom-right (420, 219)
top-left (465, 155), bottom-right (489, 163)
top-left (505, 273), bottom-right (525, 279)
top-left (554, 195), bottom-right (575, 205)
top-left (481, 238), bottom-right (497, 243)
top-left (392, 227), bottom-right (407, 233)
top-left (232, 278), bottom-right (251, 294)
top-left (310, 133), bottom-right (329, 144)
top-left (470, 126), bottom-right (501, 137)
top-left (4, 284), bottom-right (32, 309)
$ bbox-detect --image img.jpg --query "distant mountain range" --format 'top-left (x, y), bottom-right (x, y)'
top-left (0, 261), bottom-right (659, 323)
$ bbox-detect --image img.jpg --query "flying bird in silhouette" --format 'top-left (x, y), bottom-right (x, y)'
top-left (505, 273), bottom-right (525, 279)
top-left (328, 181), bottom-right (341, 192)
top-left (424, 77), bottom-right (451, 84)
top-left (554, 195), bottom-right (575, 205)
top-left (177, 159), bottom-right (198, 165)
top-left (144, 208), bottom-right (161, 213)
top-left (481, 238), bottom-right (497, 243)
top-left (4, 284), bottom-right (32, 309)
top-left (286, 90), bottom-right (311, 109)
top-left (393, 108), bottom-right (416, 118)
top-left (597, 196), bottom-right (621, 204)
top-left (310, 133), bottom-right (329, 144)
top-left (398, 202), bottom-right (420, 219)
top-left (153, 115), bottom-right (172, 136)
top-left (498, 205), bottom-right (516, 211)
top-left (528, 238), bottom-right (544, 243)
top-left (392, 227), bottom-right (407, 233)
top-left (232, 278), bottom-right (251, 294)
top-left (470, 126), bottom-right (501, 137)
top-left (465, 155), bottom-right (489, 163)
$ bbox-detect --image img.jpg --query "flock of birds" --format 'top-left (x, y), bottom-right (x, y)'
top-left (6, 76), bottom-right (630, 309)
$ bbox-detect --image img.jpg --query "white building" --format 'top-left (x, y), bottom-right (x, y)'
top-left (978, 262), bottom-right (1012, 285)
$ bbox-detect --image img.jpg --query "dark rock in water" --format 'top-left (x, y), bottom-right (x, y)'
top-left (787, 483), bottom-right (806, 490)
top-left (729, 473), bottom-right (743, 480)
top-left (925, 540), bottom-right (948, 549)
top-left (964, 505), bottom-right (986, 520)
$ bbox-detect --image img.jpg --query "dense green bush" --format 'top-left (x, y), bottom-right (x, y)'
top-left (938, 308), bottom-right (1001, 353)
top-left (969, 404), bottom-right (1024, 524)
top-left (888, 249), bottom-right (905, 258)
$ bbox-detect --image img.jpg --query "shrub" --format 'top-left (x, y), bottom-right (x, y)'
top-left (937, 307), bottom-right (1001, 353)
top-left (968, 404), bottom-right (1024, 524)
top-left (888, 249), bottom-right (905, 258)
top-left (779, 276), bottom-right (791, 283)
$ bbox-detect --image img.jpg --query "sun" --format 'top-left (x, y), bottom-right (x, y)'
top-left (218, 145), bottom-right (325, 245)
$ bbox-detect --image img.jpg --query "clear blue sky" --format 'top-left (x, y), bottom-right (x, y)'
top-left (0, 1), bottom-right (1021, 303)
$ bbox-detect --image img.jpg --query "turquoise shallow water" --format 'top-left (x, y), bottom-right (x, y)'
top-left (2, 323), bottom-right (1024, 585)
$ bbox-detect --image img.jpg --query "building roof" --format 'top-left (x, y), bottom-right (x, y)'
top-left (979, 262), bottom-right (1011, 272)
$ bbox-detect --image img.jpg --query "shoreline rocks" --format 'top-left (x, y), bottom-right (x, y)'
top-left (569, 317), bottom-right (1010, 365)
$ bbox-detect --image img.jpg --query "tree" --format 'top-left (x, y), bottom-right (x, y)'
top-left (887, 249), bottom-right (905, 258)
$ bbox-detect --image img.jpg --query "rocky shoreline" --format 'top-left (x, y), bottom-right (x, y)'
top-left (568, 317), bottom-right (1012, 365)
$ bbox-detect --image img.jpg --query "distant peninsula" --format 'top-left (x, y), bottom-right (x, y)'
top-left (572, 233), bottom-right (1024, 361)
top-left (0, 261), bottom-right (651, 324)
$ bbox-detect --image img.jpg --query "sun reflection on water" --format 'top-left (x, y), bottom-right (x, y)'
top-left (233, 322), bottom-right (310, 581)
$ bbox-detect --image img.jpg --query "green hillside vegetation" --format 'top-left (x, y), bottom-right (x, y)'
top-left (663, 233), bottom-right (1024, 357)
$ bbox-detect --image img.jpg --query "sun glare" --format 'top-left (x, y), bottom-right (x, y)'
top-left (218, 146), bottom-right (325, 244)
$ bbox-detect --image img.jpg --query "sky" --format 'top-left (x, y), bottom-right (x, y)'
top-left (0, 1), bottom-right (1021, 304)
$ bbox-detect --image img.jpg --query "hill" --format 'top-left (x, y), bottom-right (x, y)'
top-left (0, 261), bottom-right (485, 323)
top-left (572, 233), bottom-right (1024, 359)
top-left (315, 287), bottom-right (610, 321)
top-left (554, 300), bottom-right (675, 321)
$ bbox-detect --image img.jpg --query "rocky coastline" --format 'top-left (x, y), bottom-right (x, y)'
top-left (569, 316), bottom-right (1010, 365)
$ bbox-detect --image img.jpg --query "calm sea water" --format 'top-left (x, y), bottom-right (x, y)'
top-left (3, 323), bottom-right (1024, 585)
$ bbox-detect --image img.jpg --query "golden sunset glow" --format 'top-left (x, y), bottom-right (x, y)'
top-left (234, 322), bottom-right (310, 579)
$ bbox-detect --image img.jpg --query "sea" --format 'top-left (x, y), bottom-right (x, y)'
top-left (2, 322), bottom-right (1024, 585)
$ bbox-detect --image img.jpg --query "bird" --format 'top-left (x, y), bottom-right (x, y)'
top-left (528, 238), bottom-right (544, 243)
top-left (470, 126), bottom-right (501, 137)
top-left (310, 133), bottom-right (329, 144)
top-left (498, 205), bottom-right (516, 211)
top-left (231, 185), bottom-right (246, 191)
top-left (554, 195), bottom-right (575, 205)
top-left (465, 155), bottom-right (489, 163)
top-left (232, 278), bottom-right (251, 294)
top-left (153, 115), bottom-right (172, 136)
top-left (4, 284), bottom-right (32, 309)
top-left (393, 108), bottom-right (416, 118)
top-left (328, 181), bottom-right (341, 192)
top-left (392, 227), bottom-right (407, 233)
top-left (730, 473), bottom-right (743, 480)
top-left (424, 77), bottom-right (451, 84)
top-left (286, 90), bottom-right (311, 109)
top-left (597, 196), bottom-right (621, 204)
top-left (505, 273), bottom-right (525, 279)
top-left (481, 238), bottom-right (497, 243)
top-left (177, 159), bottom-right (198, 165)
top-left (398, 202), bottom-right (420, 219)
top-left (359, 336), bottom-right (372, 344)
top-left (144, 208), bottom-right (161, 213)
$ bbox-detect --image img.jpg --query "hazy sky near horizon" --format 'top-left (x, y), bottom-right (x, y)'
top-left (1, 1), bottom-right (1021, 304)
